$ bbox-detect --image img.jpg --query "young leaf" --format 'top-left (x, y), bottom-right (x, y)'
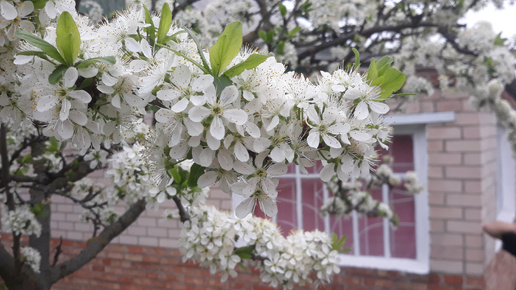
top-left (188, 163), bottom-right (205, 188)
top-left (372, 67), bottom-right (406, 100)
top-left (157, 3), bottom-right (172, 44)
top-left (56, 11), bottom-right (81, 66)
top-left (279, 3), bottom-right (287, 17)
top-left (234, 246), bottom-right (254, 260)
top-left (367, 59), bottom-right (378, 82)
top-left (76, 56), bottom-right (116, 68)
top-left (210, 21), bottom-right (243, 76)
top-left (30, 0), bottom-right (48, 9)
top-left (288, 27), bottom-right (301, 37)
top-left (15, 31), bottom-right (66, 64)
top-left (352, 48), bottom-right (360, 70)
top-left (144, 6), bottom-right (156, 45)
top-left (48, 65), bottom-right (69, 84)
top-left (223, 54), bottom-right (270, 77)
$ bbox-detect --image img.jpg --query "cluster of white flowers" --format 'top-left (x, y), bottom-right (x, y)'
top-left (321, 158), bottom-right (423, 227)
top-left (0, 204), bottom-right (42, 237)
top-left (21, 247), bottom-right (41, 273)
top-left (179, 205), bottom-right (341, 289)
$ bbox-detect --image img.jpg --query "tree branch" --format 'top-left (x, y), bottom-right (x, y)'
top-left (297, 21), bottom-right (443, 63)
top-left (173, 196), bottom-right (190, 223)
top-left (0, 241), bottom-right (15, 285)
top-left (49, 199), bottom-right (146, 284)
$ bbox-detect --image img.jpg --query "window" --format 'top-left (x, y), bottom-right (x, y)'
top-left (496, 125), bottom-right (515, 223)
top-left (271, 126), bottom-right (429, 273)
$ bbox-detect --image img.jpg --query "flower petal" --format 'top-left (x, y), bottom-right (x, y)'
top-left (68, 90), bottom-right (92, 104)
top-left (125, 38), bottom-right (140, 53)
top-left (368, 101), bottom-right (390, 114)
top-left (69, 110), bottom-right (88, 126)
top-left (322, 134), bottom-right (341, 148)
top-left (307, 131), bottom-right (320, 148)
top-left (171, 98), bottom-right (189, 113)
top-left (64, 67), bottom-right (78, 88)
top-left (1, 1), bottom-right (17, 20)
top-left (36, 95), bottom-right (58, 112)
top-left (57, 120), bottom-right (74, 139)
top-left (234, 142), bottom-right (249, 162)
top-left (223, 109), bottom-right (247, 125)
top-left (220, 85), bottom-right (239, 106)
top-left (59, 99), bottom-right (71, 121)
top-left (188, 106), bottom-right (210, 122)
top-left (354, 101), bottom-right (369, 120)
top-left (198, 171), bottom-right (218, 188)
top-left (235, 197), bottom-right (256, 219)
top-left (210, 116), bottom-right (225, 140)
top-left (218, 149), bottom-right (234, 171)
top-left (258, 197), bottom-right (277, 217)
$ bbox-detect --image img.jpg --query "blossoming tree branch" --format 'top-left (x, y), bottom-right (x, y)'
top-left (0, 0), bottom-right (511, 289)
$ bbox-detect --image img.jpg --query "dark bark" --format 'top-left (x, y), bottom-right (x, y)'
top-left (48, 199), bottom-right (146, 285)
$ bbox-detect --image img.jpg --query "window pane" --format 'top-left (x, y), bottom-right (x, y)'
top-left (276, 178), bottom-right (297, 235)
top-left (357, 188), bottom-right (384, 256)
top-left (390, 187), bottom-right (416, 259)
top-left (272, 134), bottom-right (417, 260)
top-left (301, 179), bottom-right (326, 232)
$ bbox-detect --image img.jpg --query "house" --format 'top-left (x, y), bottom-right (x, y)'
top-left (2, 70), bottom-right (516, 289)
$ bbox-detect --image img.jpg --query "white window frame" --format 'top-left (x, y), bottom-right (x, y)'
top-left (494, 125), bottom-right (516, 251)
top-left (496, 125), bottom-right (515, 223)
top-left (231, 112), bottom-right (456, 274)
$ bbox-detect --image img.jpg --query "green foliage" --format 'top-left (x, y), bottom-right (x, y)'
top-left (15, 31), bottom-right (66, 64)
top-left (48, 65), bottom-right (68, 85)
top-left (210, 22), bottom-right (243, 76)
top-left (224, 54), bottom-right (270, 77)
top-left (494, 32), bottom-right (507, 46)
top-left (367, 57), bottom-right (406, 100)
top-left (30, 0), bottom-right (48, 9)
top-left (144, 6), bottom-right (156, 46)
top-left (76, 56), bottom-right (116, 68)
top-left (331, 233), bottom-right (350, 253)
top-left (56, 12), bottom-right (81, 66)
top-left (188, 163), bottom-right (205, 188)
top-left (234, 246), bottom-right (255, 259)
top-left (157, 3), bottom-right (172, 44)
top-left (30, 203), bottom-right (49, 217)
top-left (279, 3), bottom-right (287, 17)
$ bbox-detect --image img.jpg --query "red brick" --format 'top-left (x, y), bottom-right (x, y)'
top-left (443, 274), bottom-right (463, 285)
top-left (465, 276), bottom-right (484, 287)
top-left (363, 278), bottom-right (393, 287)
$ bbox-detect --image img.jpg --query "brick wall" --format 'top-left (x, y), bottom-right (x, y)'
top-left (0, 234), bottom-right (487, 290)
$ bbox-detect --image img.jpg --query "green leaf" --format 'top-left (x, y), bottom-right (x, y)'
top-left (210, 21), bottom-right (243, 76)
top-left (494, 32), bottom-right (507, 46)
top-left (213, 75), bottom-right (233, 96)
top-left (16, 50), bottom-right (48, 59)
top-left (234, 246), bottom-right (254, 260)
top-left (279, 3), bottom-right (287, 17)
top-left (224, 54), bottom-right (270, 77)
top-left (371, 67), bottom-right (406, 100)
top-left (188, 163), bottom-right (205, 188)
top-left (56, 12), bottom-right (81, 66)
top-left (352, 48), bottom-right (360, 70)
top-left (288, 27), bottom-right (301, 37)
top-left (367, 59), bottom-right (378, 82)
top-left (157, 3), bottom-right (172, 44)
top-left (48, 65), bottom-right (68, 85)
top-left (76, 56), bottom-right (116, 68)
top-left (169, 167), bottom-right (182, 184)
top-left (144, 6), bottom-right (156, 45)
top-left (15, 31), bottom-right (66, 64)
top-left (30, 0), bottom-right (48, 9)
